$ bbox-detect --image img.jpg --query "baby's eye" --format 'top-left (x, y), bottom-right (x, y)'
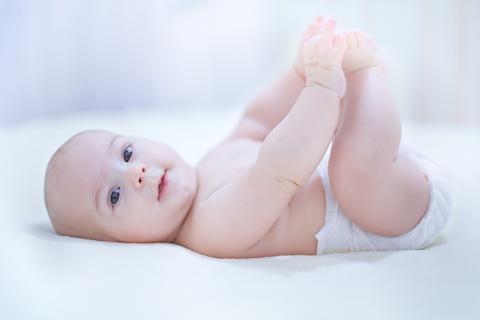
top-left (109, 186), bottom-right (121, 207)
top-left (123, 144), bottom-right (133, 162)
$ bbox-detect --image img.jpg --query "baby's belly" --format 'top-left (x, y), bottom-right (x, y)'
top-left (243, 172), bottom-right (327, 258)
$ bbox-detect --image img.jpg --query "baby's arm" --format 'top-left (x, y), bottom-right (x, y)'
top-left (231, 69), bottom-right (305, 141)
top-left (229, 18), bottom-right (325, 141)
top-left (258, 27), bottom-right (346, 186)
top-left (194, 21), bottom-right (346, 258)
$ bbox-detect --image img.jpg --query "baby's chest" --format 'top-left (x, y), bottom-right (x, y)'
top-left (194, 139), bottom-right (326, 256)
top-left (195, 139), bottom-right (261, 201)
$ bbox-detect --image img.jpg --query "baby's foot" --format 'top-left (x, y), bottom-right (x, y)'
top-left (342, 31), bottom-right (379, 75)
top-left (303, 19), bottom-right (347, 97)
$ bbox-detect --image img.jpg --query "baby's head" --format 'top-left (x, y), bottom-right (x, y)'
top-left (44, 130), bottom-right (197, 243)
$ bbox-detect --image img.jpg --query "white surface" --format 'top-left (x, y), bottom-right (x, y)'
top-left (0, 109), bottom-right (479, 320)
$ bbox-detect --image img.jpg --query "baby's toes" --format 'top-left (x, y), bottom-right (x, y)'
top-left (342, 30), bottom-right (379, 75)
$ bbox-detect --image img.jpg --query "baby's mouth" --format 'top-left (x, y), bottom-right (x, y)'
top-left (157, 171), bottom-right (168, 201)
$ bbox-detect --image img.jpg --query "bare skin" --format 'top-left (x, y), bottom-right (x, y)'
top-left (176, 19), bottom-right (429, 258)
top-left (45, 18), bottom-right (430, 259)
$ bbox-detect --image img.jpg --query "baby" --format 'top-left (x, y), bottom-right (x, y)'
top-left (44, 17), bottom-right (452, 258)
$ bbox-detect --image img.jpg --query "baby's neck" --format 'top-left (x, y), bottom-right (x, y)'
top-left (170, 174), bottom-right (199, 244)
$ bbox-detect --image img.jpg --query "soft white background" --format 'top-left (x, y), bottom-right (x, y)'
top-left (1, 0), bottom-right (479, 125)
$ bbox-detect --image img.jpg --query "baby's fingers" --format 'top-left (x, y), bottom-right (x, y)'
top-left (345, 31), bottom-right (358, 49)
top-left (325, 19), bottom-right (336, 33)
top-left (300, 16), bottom-right (324, 43)
top-left (334, 34), bottom-right (347, 55)
top-left (302, 18), bottom-right (338, 63)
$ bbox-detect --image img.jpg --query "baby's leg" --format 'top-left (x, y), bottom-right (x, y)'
top-left (328, 32), bottom-right (430, 237)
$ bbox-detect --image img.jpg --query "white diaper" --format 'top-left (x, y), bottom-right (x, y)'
top-left (315, 144), bottom-right (453, 254)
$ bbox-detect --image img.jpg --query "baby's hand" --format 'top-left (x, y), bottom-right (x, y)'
top-left (341, 31), bottom-right (379, 75)
top-left (293, 16), bottom-right (326, 81)
top-left (302, 19), bottom-right (347, 97)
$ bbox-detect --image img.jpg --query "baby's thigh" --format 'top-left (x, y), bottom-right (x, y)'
top-left (330, 153), bottom-right (430, 237)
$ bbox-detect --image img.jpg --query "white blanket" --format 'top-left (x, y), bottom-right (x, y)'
top-left (1, 108), bottom-right (479, 319)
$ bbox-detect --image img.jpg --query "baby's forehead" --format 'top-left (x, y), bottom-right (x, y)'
top-left (71, 131), bottom-right (114, 163)
top-left (69, 130), bottom-right (115, 147)
top-left (52, 131), bottom-right (115, 190)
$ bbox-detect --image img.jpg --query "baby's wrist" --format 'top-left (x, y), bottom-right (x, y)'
top-left (292, 65), bottom-right (306, 82)
top-left (305, 66), bottom-right (345, 97)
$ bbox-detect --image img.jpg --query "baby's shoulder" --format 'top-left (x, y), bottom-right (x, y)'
top-left (195, 138), bottom-right (261, 195)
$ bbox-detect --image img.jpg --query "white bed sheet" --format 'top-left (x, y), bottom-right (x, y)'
top-left (1, 108), bottom-right (479, 320)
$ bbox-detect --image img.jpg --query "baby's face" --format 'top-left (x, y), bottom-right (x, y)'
top-left (47, 130), bottom-right (197, 242)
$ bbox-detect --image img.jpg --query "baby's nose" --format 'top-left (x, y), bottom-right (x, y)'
top-left (130, 164), bottom-right (148, 189)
